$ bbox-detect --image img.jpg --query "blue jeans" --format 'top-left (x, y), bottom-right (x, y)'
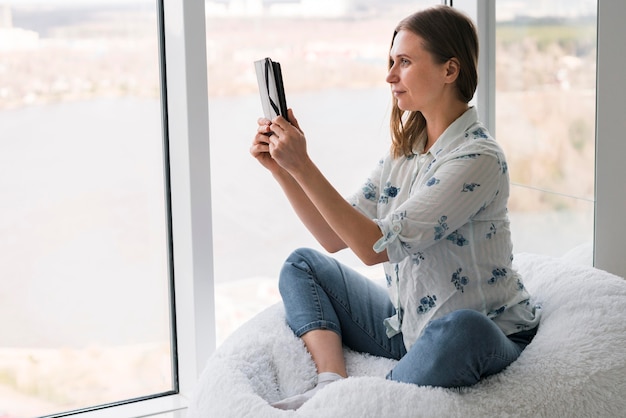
top-left (278, 248), bottom-right (536, 388)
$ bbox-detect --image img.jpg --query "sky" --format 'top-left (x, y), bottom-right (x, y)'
top-left (2, 0), bottom-right (597, 18)
top-left (3, 0), bottom-right (153, 5)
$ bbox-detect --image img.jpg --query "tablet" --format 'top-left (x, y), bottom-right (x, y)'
top-left (254, 57), bottom-right (289, 122)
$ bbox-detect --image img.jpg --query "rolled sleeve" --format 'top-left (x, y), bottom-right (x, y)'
top-left (373, 217), bottom-right (402, 254)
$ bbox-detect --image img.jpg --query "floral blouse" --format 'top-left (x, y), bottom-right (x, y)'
top-left (348, 107), bottom-right (541, 351)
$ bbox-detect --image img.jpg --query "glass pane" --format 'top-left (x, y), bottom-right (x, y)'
top-left (207, 1), bottom-right (438, 346)
top-left (495, 0), bottom-right (597, 259)
top-left (0, 1), bottom-right (173, 416)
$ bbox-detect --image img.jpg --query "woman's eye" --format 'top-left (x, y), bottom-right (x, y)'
top-left (401, 58), bottom-right (410, 65)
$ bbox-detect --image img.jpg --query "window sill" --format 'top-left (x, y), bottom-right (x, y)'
top-left (68, 394), bottom-right (188, 418)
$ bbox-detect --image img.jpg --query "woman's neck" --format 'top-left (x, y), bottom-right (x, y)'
top-left (423, 101), bottom-right (469, 152)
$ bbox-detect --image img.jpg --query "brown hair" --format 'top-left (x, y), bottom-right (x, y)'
top-left (389, 5), bottom-right (479, 158)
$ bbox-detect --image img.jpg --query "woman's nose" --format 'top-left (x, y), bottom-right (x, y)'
top-left (386, 69), bottom-right (397, 84)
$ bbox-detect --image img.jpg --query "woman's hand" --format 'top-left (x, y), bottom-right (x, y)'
top-left (267, 110), bottom-right (310, 175)
top-left (250, 116), bottom-right (282, 174)
top-left (250, 109), bottom-right (308, 176)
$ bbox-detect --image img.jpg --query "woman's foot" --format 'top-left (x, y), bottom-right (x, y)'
top-left (271, 372), bottom-right (344, 410)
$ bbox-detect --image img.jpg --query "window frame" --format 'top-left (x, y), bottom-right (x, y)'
top-left (594, 0), bottom-right (626, 278)
top-left (65, 0), bottom-right (215, 416)
top-left (162, 0), bottom-right (215, 396)
top-left (449, 0), bottom-right (496, 133)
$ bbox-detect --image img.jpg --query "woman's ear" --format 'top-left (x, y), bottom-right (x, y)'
top-left (444, 58), bottom-right (461, 83)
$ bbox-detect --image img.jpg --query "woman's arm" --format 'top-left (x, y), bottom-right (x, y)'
top-left (272, 168), bottom-right (348, 253)
top-left (266, 111), bottom-right (388, 266)
top-left (251, 112), bottom-right (347, 254)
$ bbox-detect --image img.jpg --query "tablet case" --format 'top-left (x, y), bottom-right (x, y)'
top-left (255, 57), bottom-right (289, 122)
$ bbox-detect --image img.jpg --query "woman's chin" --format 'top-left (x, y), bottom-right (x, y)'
top-left (394, 98), bottom-right (417, 112)
top-left (397, 103), bottom-right (417, 112)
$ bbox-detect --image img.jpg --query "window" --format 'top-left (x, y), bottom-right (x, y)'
top-left (0, 0), bottom-right (177, 415)
top-left (3, 0), bottom-right (623, 416)
top-left (494, 0), bottom-right (597, 261)
top-left (456, 0), bottom-right (597, 261)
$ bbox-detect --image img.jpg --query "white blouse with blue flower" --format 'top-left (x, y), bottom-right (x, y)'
top-left (347, 107), bottom-right (541, 351)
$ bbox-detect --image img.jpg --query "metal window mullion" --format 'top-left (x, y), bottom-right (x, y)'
top-left (449, 0), bottom-right (496, 134)
top-left (163, 0), bottom-right (215, 396)
top-left (594, 1), bottom-right (626, 277)
top-left (475, 0), bottom-right (495, 134)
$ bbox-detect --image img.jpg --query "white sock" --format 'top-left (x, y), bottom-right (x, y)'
top-left (271, 372), bottom-right (344, 410)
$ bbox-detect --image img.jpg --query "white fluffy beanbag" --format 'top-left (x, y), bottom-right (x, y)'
top-left (188, 253), bottom-right (626, 417)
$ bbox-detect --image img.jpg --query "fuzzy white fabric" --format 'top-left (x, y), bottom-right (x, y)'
top-left (187, 253), bottom-right (626, 418)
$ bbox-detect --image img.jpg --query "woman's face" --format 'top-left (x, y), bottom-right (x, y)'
top-left (386, 30), bottom-right (449, 113)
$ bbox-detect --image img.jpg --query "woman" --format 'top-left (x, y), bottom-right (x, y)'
top-left (250, 5), bottom-right (540, 411)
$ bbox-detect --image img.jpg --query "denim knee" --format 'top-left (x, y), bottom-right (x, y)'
top-left (277, 247), bottom-right (343, 337)
top-left (387, 309), bottom-right (518, 388)
top-left (278, 247), bottom-right (318, 297)
top-left (419, 310), bottom-right (483, 360)
top-left (421, 309), bottom-right (496, 361)
top-left (431, 309), bottom-right (490, 338)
